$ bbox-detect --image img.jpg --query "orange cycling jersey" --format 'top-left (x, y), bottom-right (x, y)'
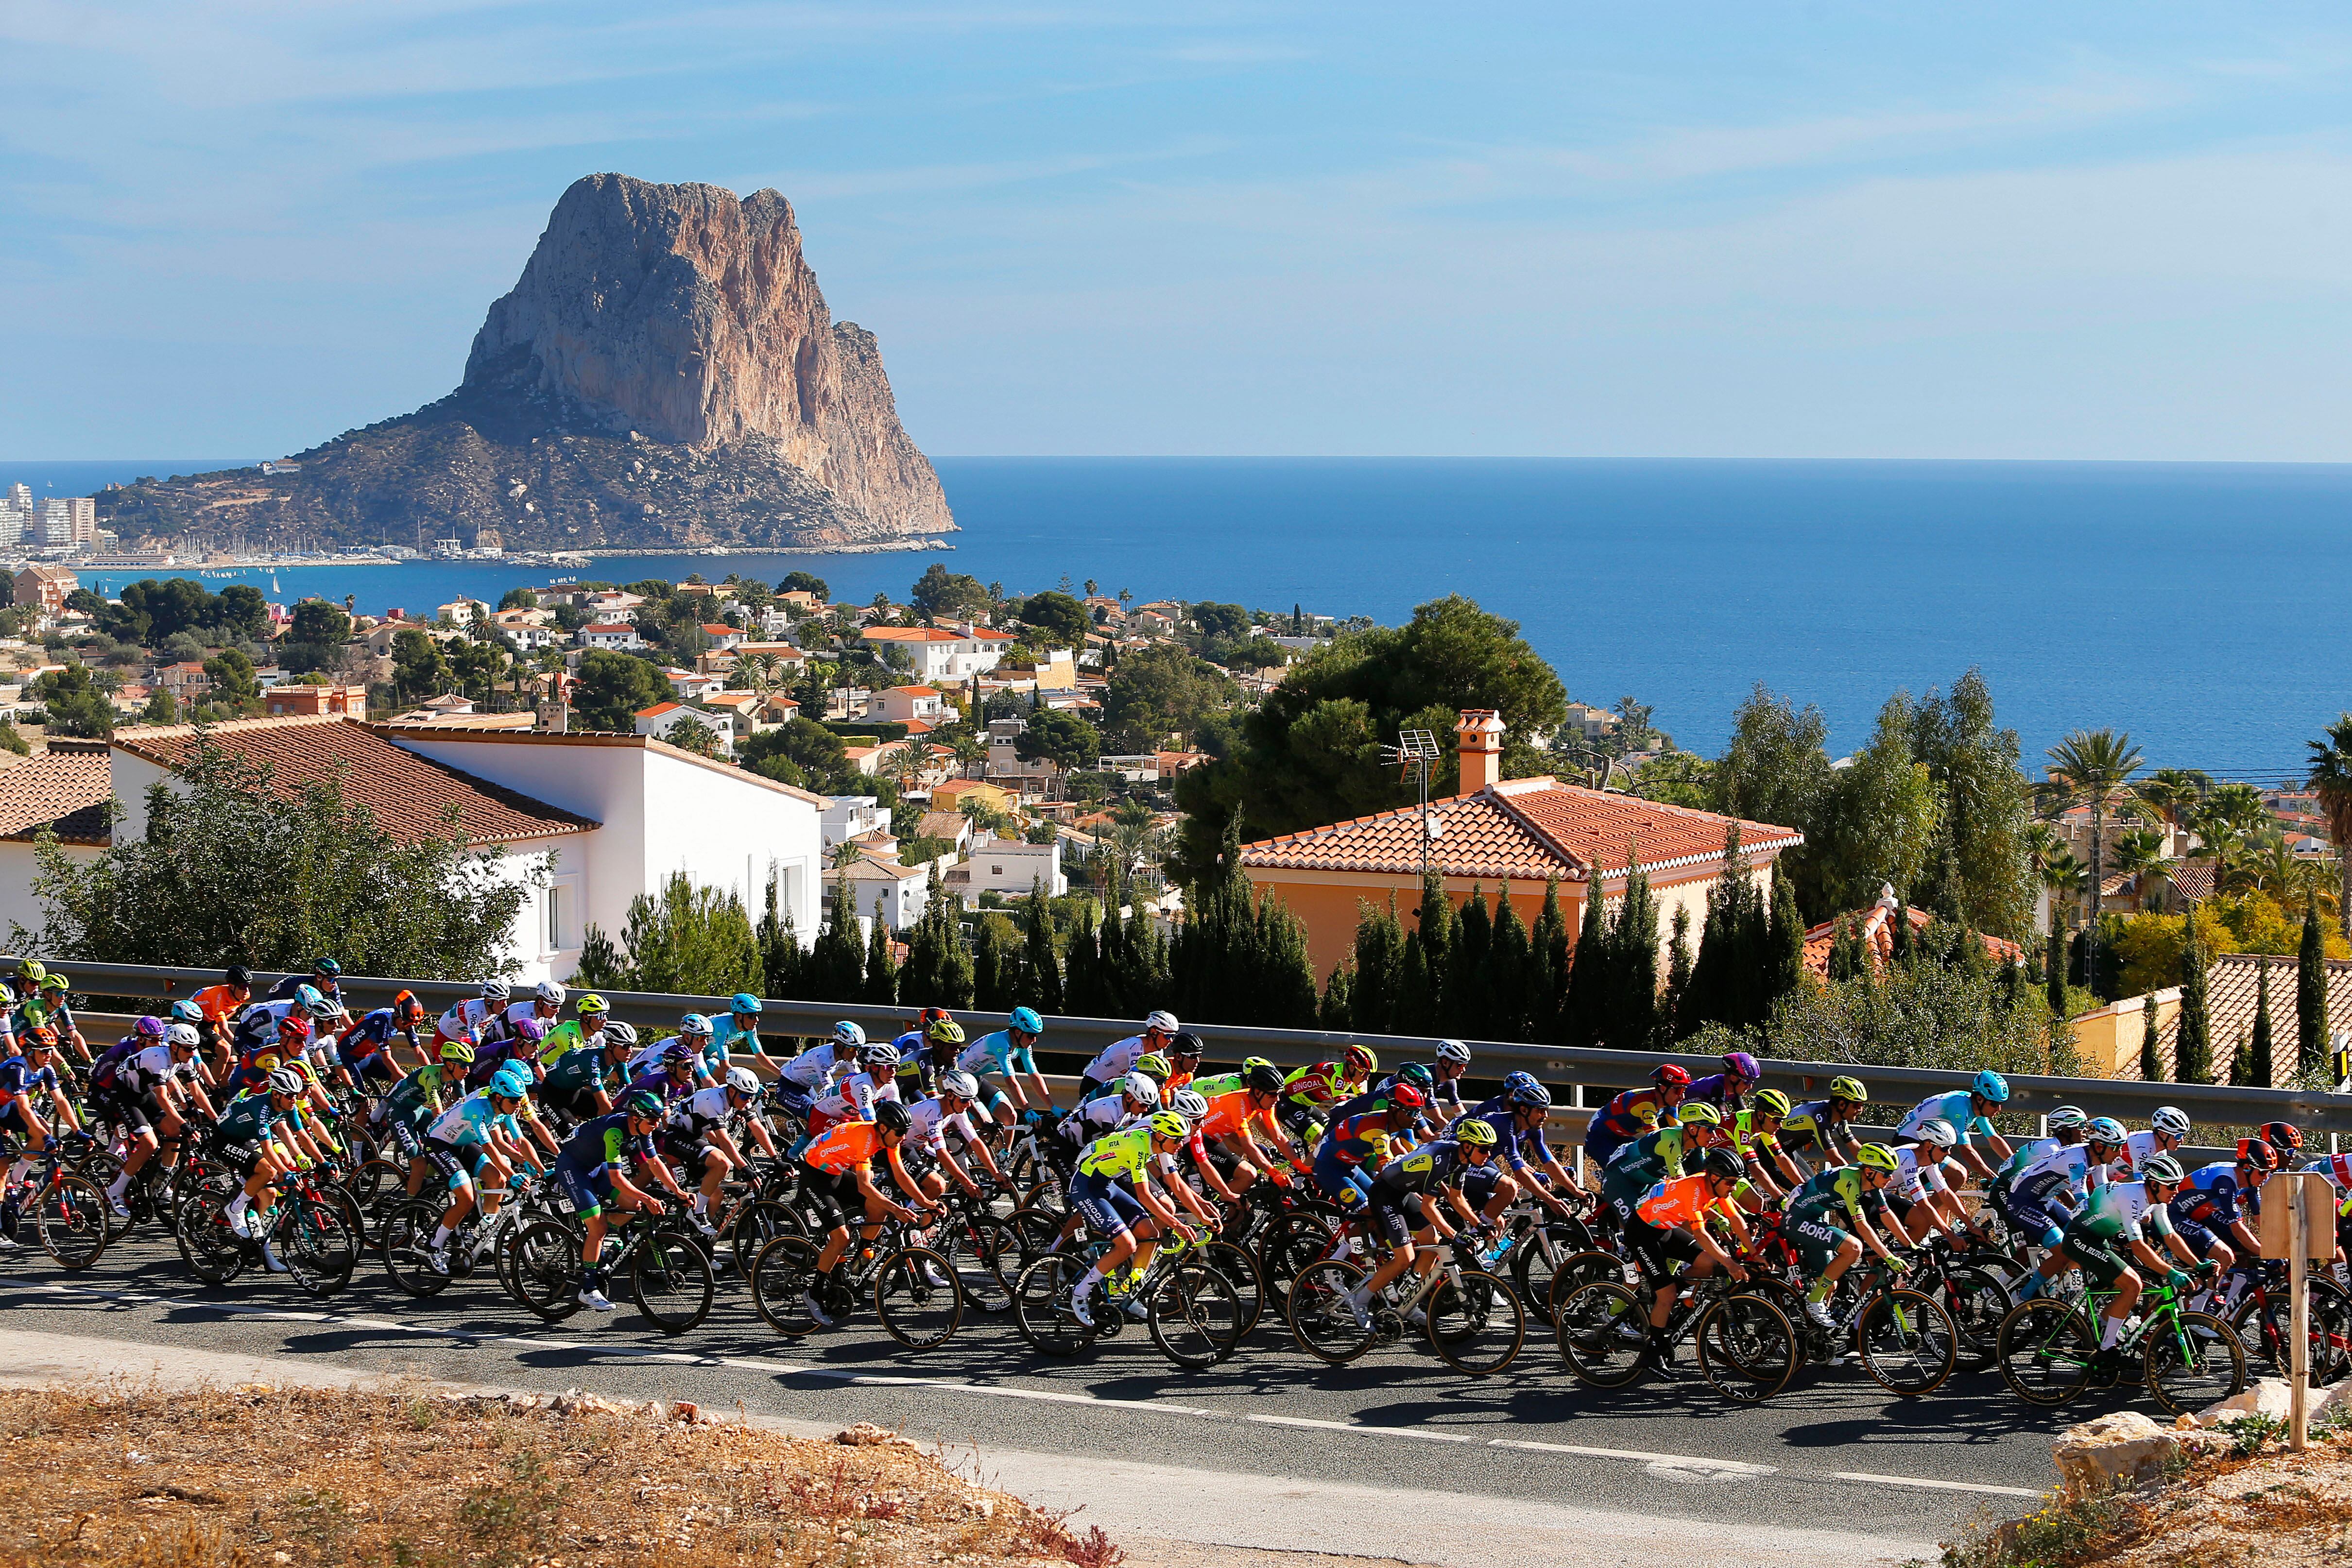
top-left (804, 1121), bottom-right (884, 1175)
top-left (1635, 1173), bottom-right (1737, 1231)
top-left (1200, 1088), bottom-right (1278, 1142)
top-left (191, 985), bottom-right (245, 1023)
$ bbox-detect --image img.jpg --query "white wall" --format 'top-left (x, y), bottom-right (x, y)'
top-left (948, 836), bottom-right (1065, 902)
top-left (0, 840), bottom-right (103, 945)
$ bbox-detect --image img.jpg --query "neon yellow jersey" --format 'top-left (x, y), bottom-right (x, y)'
top-left (1730, 1110), bottom-right (1782, 1161)
top-left (1078, 1125), bottom-right (1167, 1181)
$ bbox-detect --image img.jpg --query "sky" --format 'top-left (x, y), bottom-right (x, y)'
top-left (6, 2), bottom-right (2351, 461)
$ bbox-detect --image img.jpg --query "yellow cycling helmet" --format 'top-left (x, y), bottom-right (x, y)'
top-left (576, 993), bottom-right (610, 1016)
top-left (1830, 1075), bottom-right (1867, 1105)
top-left (1752, 1089), bottom-right (1792, 1119)
top-left (1134, 1051), bottom-right (1172, 1080)
top-left (1454, 1117), bottom-right (1497, 1147)
top-left (927, 1018), bottom-right (966, 1046)
top-left (440, 1039), bottom-right (476, 1064)
top-left (1675, 1102), bottom-right (1722, 1127)
top-left (1854, 1142), bottom-right (1901, 1174)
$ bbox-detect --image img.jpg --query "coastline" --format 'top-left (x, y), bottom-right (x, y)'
top-left (0, 536), bottom-right (957, 575)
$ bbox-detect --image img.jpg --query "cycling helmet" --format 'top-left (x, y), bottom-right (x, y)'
top-left (1170, 1088), bottom-right (1210, 1122)
top-left (1454, 1117), bottom-right (1498, 1147)
top-left (678, 1012), bottom-right (714, 1039)
top-left (663, 1041), bottom-right (697, 1067)
top-left (832, 1020), bottom-right (867, 1048)
top-left (624, 1090), bottom-right (663, 1118)
top-left (1971, 1069), bottom-right (2010, 1104)
top-left (294, 984), bottom-right (326, 1012)
top-left (874, 1100), bottom-right (913, 1136)
top-left (266, 1068), bottom-right (305, 1097)
top-left (1241, 1055), bottom-right (1274, 1077)
top-left (1503, 1069), bottom-right (1541, 1099)
top-left (1675, 1102), bottom-right (1722, 1127)
top-left (1395, 1063), bottom-right (1436, 1091)
top-left (2238, 1138), bottom-right (2281, 1173)
top-left (2085, 1116), bottom-right (2126, 1147)
top-left (440, 1039), bottom-right (476, 1064)
top-left (1435, 1039), bottom-right (1472, 1065)
top-left (1244, 1063), bottom-right (1285, 1094)
top-left (511, 1016), bottom-right (547, 1044)
top-left (1854, 1142), bottom-right (1901, 1173)
top-left (1913, 1117), bottom-right (1958, 1150)
top-left (2263, 1120), bottom-right (2304, 1152)
top-left (2143, 1154), bottom-right (2188, 1187)
top-left (577, 993), bottom-right (609, 1016)
top-left (1147, 1110), bottom-right (1189, 1139)
top-left (165, 1023), bottom-right (200, 1049)
top-left (38, 973), bottom-right (66, 993)
top-left (1008, 1006), bottom-right (1044, 1036)
top-left (393, 991), bottom-right (425, 1024)
top-left (1508, 1079), bottom-right (1554, 1110)
top-left (1828, 1075), bottom-right (1866, 1104)
top-left (603, 1021), bottom-right (638, 1047)
top-left (1168, 1031), bottom-right (1204, 1060)
top-left (927, 1018), bottom-right (966, 1046)
top-left (532, 981), bottom-right (565, 1007)
top-left (15, 960), bottom-right (42, 985)
top-left (480, 980), bottom-right (510, 1005)
top-left (938, 1069), bottom-right (980, 1101)
top-left (1343, 1044), bottom-right (1379, 1076)
top-left (277, 1015), bottom-right (312, 1039)
top-left (134, 1015), bottom-right (164, 1038)
top-left (2046, 1105), bottom-right (2088, 1132)
top-left (731, 992), bottom-right (763, 1016)
top-left (1751, 1089), bottom-right (1792, 1120)
top-left (313, 958), bottom-right (342, 977)
top-left (1121, 1072), bottom-right (1162, 1108)
top-left (490, 1066), bottom-right (531, 1099)
top-left (2151, 1106), bottom-right (2191, 1138)
top-left (1388, 1084), bottom-right (1427, 1111)
top-left (1145, 1010), bottom-right (1180, 1035)
top-left (859, 1042), bottom-right (901, 1071)
top-left (725, 1066), bottom-right (762, 1096)
top-left (170, 1000), bottom-right (203, 1023)
top-left (1134, 1052), bottom-right (1172, 1080)
top-left (1653, 1063), bottom-right (1692, 1089)
top-left (1720, 1051), bottom-right (1761, 1082)
top-left (223, 964), bottom-right (248, 988)
top-left (1699, 1148), bottom-right (1745, 1183)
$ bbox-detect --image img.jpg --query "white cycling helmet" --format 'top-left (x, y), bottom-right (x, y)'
top-left (1122, 1072), bottom-right (1162, 1108)
top-left (1170, 1088), bottom-right (1209, 1123)
top-left (164, 1022), bottom-right (200, 1048)
top-left (533, 980), bottom-right (566, 1006)
top-left (1145, 1010), bottom-right (1180, 1035)
top-left (2151, 1106), bottom-right (2191, 1138)
top-left (724, 1065), bottom-right (761, 1096)
top-left (939, 1069), bottom-right (980, 1100)
top-left (833, 1020), bottom-right (867, 1048)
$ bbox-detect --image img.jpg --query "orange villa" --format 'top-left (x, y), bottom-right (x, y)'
top-left (1239, 711), bottom-right (1804, 981)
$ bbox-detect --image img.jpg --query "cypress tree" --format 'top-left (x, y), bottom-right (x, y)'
top-left (863, 899), bottom-right (898, 1004)
top-left (811, 871), bottom-right (866, 1002)
top-left (1679, 824), bottom-right (1766, 1034)
top-left (1483, 881), bottom-right (1533, 1041)
top-left (757, 877), bottom-right (805, 1000)
top-left (1063, 898), bottom-right (1102, 1016)
top-left (1763, 867), bottom-right (1806, 1016)
top-left (1253, 891), bottom-right (1321, 1027)
top-left (1172, 809), bottom-right (1265, 1024)
top-left (2139, 992), bottom-right (2162, 1082)
top-left (1320, 964), bottom-right (1354, 1030)
top-left (1604, 852), bottom-right (1659, 1050)
top-left (1097, 884), bottom-right (1128, 1015)
top-left (1350, 895), bottom-right (1406, 1037)
top-left (1123, 904), bottom-right (1173, 1013)
top-left (1529, 876), bottom-right (1570, 1043)
top-left (2045, 920), bottom-right (2067, 1022)
top-left (2299, 894), bottom-right (2328, 1074)
top-left (1562, 877), bottom-right (1608, 1048)
top-left (1659, 903), bottom-right (1695, 1044)
top-left (1449, 885), bottom-right (1493, 1039)
top-left (1018, 881), bottom-right (1064, 1013)
top-left (1888, 898), bottom-right (1914, 967)
top-left (2175, 906), bottom-right (2212, 1083)
top-left (1413, 870), bottom-right (1454, 1020)
top-left (2247, 958), bottom-right (2274, 1089)
top-left (904, 863), bottom-right (975, 1008)
top-left (1398, 929), bottom-right (1437, 1036)
top-left (973, 914), bottom-right (1016, 1011)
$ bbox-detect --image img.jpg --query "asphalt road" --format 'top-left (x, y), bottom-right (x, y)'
top-left (0, 1227), bottom-right (2103, 1560)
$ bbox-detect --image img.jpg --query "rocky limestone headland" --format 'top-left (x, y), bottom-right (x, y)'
top-left (100, 173), bottom-right (954, 554)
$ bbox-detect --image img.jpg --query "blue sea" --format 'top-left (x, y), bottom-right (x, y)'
top-left (7, 456), bottom-right (2350, 777)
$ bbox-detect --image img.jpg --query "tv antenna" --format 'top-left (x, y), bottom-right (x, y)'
top-left (1381, 728), bottom-right (1445, 885)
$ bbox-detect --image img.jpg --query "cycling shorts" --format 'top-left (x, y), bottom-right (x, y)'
top-left (1070, 1171), bottom-right (1148, 1239)
top-left (422, 1137), bottom-right (474, 1193)
top-left (1363, 1188), bottom-right (1424, 1248)
top-left (383, 1116), bottom-right (424, 1160)
top-left (1276, 1100), bottom-right (1324, 1139)
top-left (1996, 1179), bottom-right (2069, 1245)
top-left (213, 1137), bottom-right (265, 1178)
top-left (545, 1084), bottom-right (607, 1125)
top-left (1583, 1126), bottom-right (1633, 1173)
top-left (1312, 1147), bottom-right (1375, 1212)
top-left (771, 1079), bottom-right (818, 1120)
top-left (2171, 1217), bottom-right (2219, 1258)
top-left (93, 1086), bottom-right (154, 1137)
top-left (798, 1166), bottom-right (866, 1232)
top-left (2060, 1231), bottom-right (2132, 1290)
top-left (555, 1161), bottom-right (614, 1219)
top-left (1782, 1209), bottom-right (1851, 1276)
top-left (1623, 1212), bottom-right (1700, 1280)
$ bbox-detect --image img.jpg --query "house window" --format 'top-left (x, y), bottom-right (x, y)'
top-left (544, 885), bottom-right (564, 952)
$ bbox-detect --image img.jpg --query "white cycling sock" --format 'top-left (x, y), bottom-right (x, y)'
top-left (226, 1193), bottom-right (250, 1216)
top-left (1075, 1265), bottom-right (1103, 1296)
top-left (107, 1172), bottom-right (130, 1199)
top-left (431, 1225), bottom-right (452, 1248)
top-left (2100, 1313), bottom-right (2125, 1349)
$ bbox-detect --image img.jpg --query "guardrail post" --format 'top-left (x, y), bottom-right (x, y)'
top-left (1571, 1083), bottom-right (1585, 1185)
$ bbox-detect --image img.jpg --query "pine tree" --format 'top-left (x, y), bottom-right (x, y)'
top-left (1349, 895), bottom-right (1406, 1036)
top-left (2175, 906), bottom-right (2212, 1083)
top-left (1562, 877), bottom-right (1608, 1048)
top-left (1449, 885), bottom-right (1493, 1040)
top-left (1482, 881), bottom-right (1533, 1041)
top-left (1602, 851), bottom-right (1659, 1050)
top-left (1018, 880), bottom-right (1064, 1013)
top-left (2247, 958), bottom-right (2274, 1089)
top-left (2299, 895), bottom-right (2328, 1074)
top-left (1529, 876), bottom-right (1570, 1044)
top-left (1659, 903), bottom-right (1694, 1044)
top-left (863, 899), bottom-right (898, 1004)
top-left (2139, 992), bottom-right (2162, 1082)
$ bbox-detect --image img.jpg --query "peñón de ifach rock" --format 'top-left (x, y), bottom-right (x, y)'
top-left (99, 173), bottom-right (953, 554)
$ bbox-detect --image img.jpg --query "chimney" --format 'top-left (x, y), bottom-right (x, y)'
top-left (1456, 709), bottom-right (1504, 792)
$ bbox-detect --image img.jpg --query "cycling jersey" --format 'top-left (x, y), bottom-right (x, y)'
top-left (1896, 1091), bottom-right (1996, 1146)
top-left (1058, 1093), bottom-right (1134, 1143)
top-left (2120, 1130), bottom-right (2178, 1178)
top-left (709, 1014), bottom-right (763, 1060)
top-left (1888, 1144), bottom-right (1952, 1206)
top-left (1603, 1124), bottom-right (1697, 1194)
top-left (541, 1044), bottom-right (619, 1099)
top-left (1279, 1059), bottom-right (1360, 1113)
top-left (957, 1029), bottom-right (1037, 1081)
top-left (2070, 1178), bottom-right (2175, 1247)
top-left (1082, 1034), bottom-right (1150, 1087)
top-left (1370, 1138), bottom-right (1479, 1196)
top-left (1587, 1086), bottom-right (1680, 1145)
top-left (190, 985), bottom-right (247, 1027)
top-left (2168, 1162), bottom-right (2256, 1232)
top-left (1777, 1099), bottom-right (1855, 1153)
top-left (0, 1054), bottom-right (60, 1110)
top-left (339, 1006), bottom-right (413, 1066)
top-left (1185, 1069), bottom-right (1245, 1101)
top-left (1198, 1088), bottom-right (1280, 1143)
top-left (1078, 1125), bottom-right (1173, 1182)
top-left (1637, 1173), bottom-right (1740, 1231)
top-left (434, 997), bottom-right (497, 1044)
top-left (669, 1084), bottom-right (738, 1138)
top-left (808, 1069), bottom-right (898, 1131)
top-left (233, 999), bottom-right (307, 1051)
top-left (1786, 1165), bottom-right (1873, 1227)
top-left (557, 1110), bottom-right (659, 1176)
top-left (1319, 1092), bottom-right (1412, 1167)
top-left (1467, 1095), bottom-right (1554, 1173)
top-left (381, 1062), bottom-right (457, 1121)
top-left (427, 1090), bottom-right (520, 1150)
top-left (2011, 1140), bottom-right (2101, 1207)
top-left (777, 1040), bottom-right (852, 1090)
top-left (1729, 1109), bottom-right (1784, 1165)
top-left (803, 1119), bottom-right (886, 1175)
top-left (117, 1044), bottom-right (199, 1100)
top-left (268, 974), bottom-right (344, 1010)
top-left (1684, 1073), bottom-right (1748, 1113)
top-left (213, 1091), bottom-right (287, 1145)
top-left (905, 1095), bottom-right (979, 1157)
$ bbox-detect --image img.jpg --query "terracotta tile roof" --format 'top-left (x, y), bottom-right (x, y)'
top-left (116, 716), bottom-right (596, 845)
top-left (637, 701), bottom-right (683, 717)
top-left (1800, 901), bottom-right (2025, 978)
top-left (1240, 776), bottom-right (1802, 883)
top-left (2166, 860), bottom-right (2218, 903)
top-left (862, 627), bottom-right (962, 643)
top-left (0, 750), bottom-right (114, 842)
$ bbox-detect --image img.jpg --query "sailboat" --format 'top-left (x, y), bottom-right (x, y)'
top-left (270, 572), bottom-right (281, 594)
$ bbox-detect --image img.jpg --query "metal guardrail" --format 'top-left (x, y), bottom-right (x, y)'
top-left (25, 955), bottom-right (2352, 1135)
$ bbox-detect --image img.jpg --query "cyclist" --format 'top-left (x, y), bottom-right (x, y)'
top-left (1780, 1143), bottom-right (1909, 1329)
top-left (1275, 1044), bottom-right (1377, 1140)
top-left (955, 1006), bottom-right (1053, 1130)
top-left (1163, 1032), bottom-right (1205, 1093)
top-left (2261, 1121), bottom-right (2304, 1172)
top-left (1184, 1054), bottom-right (1275, 1102)
top-left (550, 1089), bottom-right (693, 1312)
top-left (541, 993), bottom-right (612, 1058)
top-left (541, 1020), bottom-right (638, 1121)
top-left (1895, 1069), bottom-right (2014, 1181)
top-left (94, 1020), bottom-right (215, 1218)
top-left (2064, 1153), bottom-right (2205, 1382)
top-left (373, 1040), bottom-right (473, 1199)
top-left (215, 1067), bottom-right (310, 1262)
top-left (902, 1017), bottom-right (966, 1098)
top-left (0, 1028), bottom-right (78, 1141)
top-left (1312, 1083), bottom-right (1429, 1226)
top-left (1049, 1071), bottom-right (1161, 1184)
top-left (1472, 1074), bottom-right (1586, 1224)
top-left (1583, 1063), bottom-right (1690, 1173)
top-left (901, 1071), bottom-right (1010, 1204)
top-left (1078, 1010), bottom-right (1181, 1102)
top-left (628, 1013), bottom-right (718, 1082)
top-left (1066, 1109), bottom-right (1200, 1329)
top-left (23, 973), bottom-right (90, 1066)
top-left (1341, 1118), bottom-right (1505, 1329)
top-left (1599, 1101), bottom-right (1732, 1232)
top-left (627, 1041), bottom-right (704, 1112)
top-left (1194, 1062), bottom-right (1294, 1193)
top-left (2005, 1111), bottom-right (2117, 1301)
top-left (267, 958), bottom-right (346, 1014)
top-left (710, 992), bottom-right (766, 1061)
top-left (419, 1065), bottom-right (544, 1273)
top-left (799, 1099), bottom-right (932, 1328)
top-left (434, 981), bottom-right (509, 1055)
top-left (1886, 1118), bottom-right (1991, 1248)
top-left (1778, 1075), bottom-right (1869, 1175)
top-left (1728, 1088), bottom-right (1801, 1204)
top-left (2121, 1106), bottom-right (2192, 1178)
top-left (774, 1021), bottom-right (865, 1121)
top-left (1686, 1051), bottom-right (1762, 1115)
top-left (1625, 1147), bottom-right (1755, 1352)
top-left (467, 1015), bottom-right (553, 1091)
top-left (803, 1041), bottom-right (903, 1140)
top-left (2167, 1138), bottom-right (2275, 1313)
top-left (189, 966), bottom-right (254, 1070)
top-left (332, 992), bottom-right (429, 1091)
top-left (1425, 1040), bottom-right (1474, 1125)
top-left (668, 1065), bottom-right (779, 1236)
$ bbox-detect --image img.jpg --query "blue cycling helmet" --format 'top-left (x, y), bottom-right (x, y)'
top-left (2086, 1116), bottom-right (2126, 1146)
top-left (731, 992), bottom-right (762, 1015)
top-left (490, 1066), bottom-right (531, 1099)
top-left (1508, 1077), bottom-right (1553, 1109)
top-left (1972, 1069), bottom-right (2010, 1105)
top-left (1009, 1006), bottom-right (1044, 1035)
top-left (679, 1012), bottom-right (714, 1038)
top-left (170, 999), bottom-right (204, 1023)
top-left (294, 984), bottom-right (326, 1011)
top-left (1502, 1070), bottom-right (1540, 1099)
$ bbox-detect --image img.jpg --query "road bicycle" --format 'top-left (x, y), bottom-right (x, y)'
top-left (750, 1217), bottom-right (964, 1350)
top-left (1553, 1264), bottom-right (1799, 1403)
top-left (174, 1163), bottom-right (359, 1295)
top-left (1751, 1250), bottom-right (1959, 1396)
top-left (1899, 1236), bottom-right (2015, 1372)
top-left (1288, 1232), bottom-right (1527, 1376)
top-left (920, 1184), bottom-right (1026, 1315)
top-left (2217, 1259), bottom-right (2352, 1387)
top-left (1997, 1275), bottom-right (2245, 1415)
top-left (2, 1135), bottom-right (112, 1271)
top-left (504, 1202), bottom-right (718, 1334)
top-left (1013, 1230), bottom-right (1246, 1369)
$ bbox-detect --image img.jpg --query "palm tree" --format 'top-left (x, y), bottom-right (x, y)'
top-left (2039, 730), bottom-right (2146, 979)
top-left (2307, 713), bottom-right (2352, 938)
top-left (2041, 847), bottom-right (2087, 910)
top-left (2141, 767), bottom-right (2212, 829)
top-left (2108, 828), bottom-right (2170, 913)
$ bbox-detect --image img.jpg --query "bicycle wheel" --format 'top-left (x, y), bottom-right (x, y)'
top-left (1695, 1294), bottom-right (1797, 1403)
top-left (1944, 1265), bottom-right (2014, 1371)
top-left (1007, 1204), bottom-right (1068, 1259)
top-left (1150, 1260), bottom-right (1244, 1370)
top-left (749, 1234), bottom-right (825, 1336)
top-left (379, 1199), bottom-right (454, 1298)
top-left (1554, 1280), bottom-right (1654, 1388)
top-left (729, 1199), bottom-right (801, 1278)
top-left (874, 1247), bottom-right (962, 1350)
top-left (348, 1155), bottom-right (405, 1217)
top-left (507, 1218), bottom-right (583, 1322)
top-left (1855, 1288), bottom-right (1956, 1397)
top-left (31, 1171), bottom-right (109, 1270)
top-left (1426, 1266), bottom-right (1526, 1376)
top-left (1012, 1252), bottom-right (1094, 1356)
top-left (172, 1183), bottom-right (246, 1285)
top-left (1202, 1240), bottom-right (1266, 1339)
top-left (2145, 1310), bottom-right (2246, 1416)
top-left (280, 1195), bottom-right (359, 1297)
top-left (1997, 1299), bottom-right (2097, 1406)
top-left (1544, 1249), bottom-right (1633, 1323)
top-left (1257, 1211), bottom-right (1335, 1295)
top-left (1286, 1260), bottom-right (1375, 1364)
top-left (1511, 1220), bottom-right (1595, 1324)
top-left (633, 1229), bottom-right (715, 1334)
top-left (2311, 1277), bottom-right (2352, 1384)
top-left (944, 1214), bottom-right (1020, 1314)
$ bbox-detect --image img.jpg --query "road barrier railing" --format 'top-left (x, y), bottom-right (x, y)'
top-left (25, 955), bottom-right (2352, 1139)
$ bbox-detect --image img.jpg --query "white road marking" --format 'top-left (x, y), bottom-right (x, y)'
top-left (1489, 1437), bottom-right (1777, 1475)
top-left (1248, 1413), bottom-right (1472, 1442)
top-left (1832, 1471), bottom-right (2042, 1498)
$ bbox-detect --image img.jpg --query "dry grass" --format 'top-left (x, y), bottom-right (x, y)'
top-left (0, 1382), bottom-right (1116, 1568)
